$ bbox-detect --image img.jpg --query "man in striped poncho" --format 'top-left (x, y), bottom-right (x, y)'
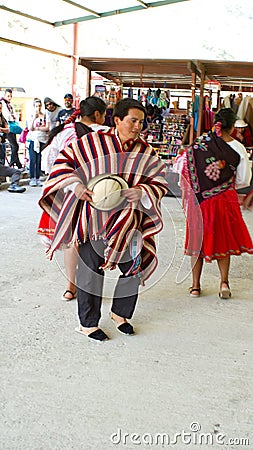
top-left (39, 98), bottom-right (168, 341)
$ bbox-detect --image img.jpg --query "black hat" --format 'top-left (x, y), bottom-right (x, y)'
top-left (44, 97), bottom-right (60, 107)
top-left (64, 93), bottom-right (73, 100)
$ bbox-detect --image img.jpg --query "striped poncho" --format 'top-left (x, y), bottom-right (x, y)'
top-left (38, 128), bottom-right (168, 284)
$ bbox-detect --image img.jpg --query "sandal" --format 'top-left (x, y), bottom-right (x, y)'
top-left (110, 313), bottom-right (135, 335)
top-left (75, 326), bottom-right (109, 341)
top-left (62, 289), bottom-right (77, 301)
top-left (189, 287), bottom-right (201, 298)
top-left (219, 281), bottom-right (231, 299)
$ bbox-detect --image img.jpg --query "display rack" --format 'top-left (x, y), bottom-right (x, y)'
top-left (146, 113), bottom-right (190, 162)
top-left (146, 114), bottom-right (190, 198)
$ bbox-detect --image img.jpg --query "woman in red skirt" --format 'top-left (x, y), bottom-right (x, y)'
top-left (178, 108), bottom-right (253, 299)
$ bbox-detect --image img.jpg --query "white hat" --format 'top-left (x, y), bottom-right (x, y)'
top-left (87, 174), bottom-right (128, 211)
top-left (234, 119), bottom-right (248, 128)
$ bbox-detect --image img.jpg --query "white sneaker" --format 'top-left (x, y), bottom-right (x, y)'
top-left (36, 179), bottom-right (43, 187)
top-left (29, 178), bottom-right (37, 187)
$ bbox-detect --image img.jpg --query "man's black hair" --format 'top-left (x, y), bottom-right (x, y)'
top-left (111, 98), bottom-right (146, 126)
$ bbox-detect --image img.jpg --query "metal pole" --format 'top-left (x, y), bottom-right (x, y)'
top-left (72, 22), bottom-right (79, 107)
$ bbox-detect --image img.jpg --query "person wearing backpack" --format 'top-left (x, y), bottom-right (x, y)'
top-left (0, 89), bottom-right (22, 169)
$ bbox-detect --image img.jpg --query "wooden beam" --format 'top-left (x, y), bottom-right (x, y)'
top-left (0, 5), bottom-right (52, 25)
top-left (0, 37), bottom-right (72, 58)
top-left (86, 69), bottom-right (91, 97)
top-left (188, 60), bottom-right (201, 78)
top-left (62, 0), bottom-right (100, 17)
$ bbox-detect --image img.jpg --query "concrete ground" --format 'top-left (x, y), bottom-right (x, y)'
top-left (0, 186), bottom-right (252, 450)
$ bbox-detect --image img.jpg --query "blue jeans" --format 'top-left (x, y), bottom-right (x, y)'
top-left (29, 141), bottom-right (43, 179)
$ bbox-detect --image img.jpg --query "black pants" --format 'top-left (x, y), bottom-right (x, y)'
top-left (7, 132), bottom-right (22, 168)
top-left (76, 240), bottom-right (140, 327)
top-left (0, 143), bottom-right (5, 165)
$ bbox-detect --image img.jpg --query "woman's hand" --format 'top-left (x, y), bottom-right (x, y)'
top-left (122, 187), bottom-right (142, 202)
top-left (74, 184), bottom-right (94, 202)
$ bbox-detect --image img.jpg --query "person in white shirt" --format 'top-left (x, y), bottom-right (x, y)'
top-left (28, 98), bottom-right (49, 186)
top-left (43, 97), bottom-right (62, 131)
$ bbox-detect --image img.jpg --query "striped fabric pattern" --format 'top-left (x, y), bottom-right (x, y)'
top-left (39, 128), bottom-right (168, 284)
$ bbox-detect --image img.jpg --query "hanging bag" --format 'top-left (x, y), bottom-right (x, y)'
top-left (8, 121), bottom-right (23, 135)
top-left (19, 127), bottom-right (29, 143)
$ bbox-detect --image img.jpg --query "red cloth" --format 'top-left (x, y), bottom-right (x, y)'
top-left (37, 211), bottom-right (56, 239)
top-left (231, 127), bottom-right (253, 147)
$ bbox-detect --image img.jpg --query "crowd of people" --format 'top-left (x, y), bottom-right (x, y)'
top-left (1, 88), bottom-right (253, 341)
top-left (0, 90), bottom-right (79, 191)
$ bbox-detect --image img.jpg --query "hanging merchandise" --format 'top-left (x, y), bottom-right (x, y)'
top-left (146, 88), bottom-right (152, 105)
top-left (116, 87), bottom-right (122, 102)
top-left (233, 93), bottom-right (243, 113)
top-left (140, 91), bottom-right (147, 107)
top-left (203, 94), bottom-right (214, 132)
top-left (151, 90), bottom-right (158, 106)
top-left (192, 95), bottom-right (199, 131)
top-left (128, 87), bottom-right (133, 98)
top-left (107, 86), bottom-right (117, 107)
top-left (156, 88), bottom-right (161, 99)
top-left (157, 91), bottom-right (168, 110)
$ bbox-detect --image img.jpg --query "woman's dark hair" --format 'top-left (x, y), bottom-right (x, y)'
top-left (146, 104), bottom-right (154, 116)
top-left (111, 98), bottom-right (146, 126)
top-left (79, 96), bottom-right (106, 122)
top-left (0, 102), bottom-right (4, 120)
top-left (214, 108), bottom-right (237, 130)
top-left (44, 96), bottom-right (106, 147)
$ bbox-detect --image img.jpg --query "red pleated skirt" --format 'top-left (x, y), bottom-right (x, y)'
top-left (185, 188), bottom-right (253, 261)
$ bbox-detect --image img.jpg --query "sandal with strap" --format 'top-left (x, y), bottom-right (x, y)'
top-left (110, 313), bottom-right (135, 335)
top-left (189, 287), bottom-right (201, 298)
top-left (219, 281), bottom-right (231, 299)
top-left (62, 289), bottom-right (77, 301)
top-left (75, 326), bottom-right (109, 341)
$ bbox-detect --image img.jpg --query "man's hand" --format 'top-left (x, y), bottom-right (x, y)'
top-left (122, 187), bottom-right (142, 202)
top-left (74, 183), bottom-right (94, 202)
